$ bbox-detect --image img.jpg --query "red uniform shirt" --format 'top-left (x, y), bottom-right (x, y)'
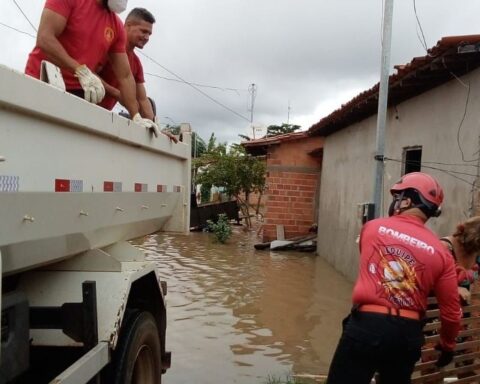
top-left (353, 214), bottom-right (461, 349)
top-left (98, 50), bottom-right (145, 110)
top-left (25, 0), bottom-right (126, 90)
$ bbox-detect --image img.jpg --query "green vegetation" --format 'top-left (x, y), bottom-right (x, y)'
top-left (266, 123), bottom-right (301, 137)
top-left (207, 213), bottom-right (232, 243)
top-left (194, 133), bottom-right (266, 226)
top-left (239, 123), bottom-right (301, 141)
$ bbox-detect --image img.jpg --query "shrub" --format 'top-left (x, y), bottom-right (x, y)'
top-left (207, 213), bottom-right (232, 243)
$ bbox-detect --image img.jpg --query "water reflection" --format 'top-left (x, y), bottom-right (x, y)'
top-left (133, 226), bottom-right (352, 384)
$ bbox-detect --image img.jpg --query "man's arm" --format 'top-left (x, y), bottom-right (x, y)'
top-left (102, 80), bottom-right (121, 101)
top-left (109, 52), bottom-right (160, 136)
top-left (109, 52), bottom-right (139, 117)
top-left (434, 253), bottom-right (462, 350)
top-left (137, 83), bottom-right (155, 120)
top-left (37, 9), bottom-right (79, 72)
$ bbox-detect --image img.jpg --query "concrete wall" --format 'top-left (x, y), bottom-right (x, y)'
top-left (263, 136), bottom-right (323, 242)
top-left (317, 70), bottom-right (480, 282)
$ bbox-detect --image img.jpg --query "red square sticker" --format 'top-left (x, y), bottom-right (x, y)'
top-left (55, 179), bottom-right (70, 192)
top-left (104, 181), bottom-right (114, 192)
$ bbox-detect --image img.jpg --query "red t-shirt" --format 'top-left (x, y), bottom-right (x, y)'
top-left (353, 214), bottom-right (461, 349)
top-left (25, 0), bottom-right (126, 90)
top-left (98, 50), bottom-right (145, 110)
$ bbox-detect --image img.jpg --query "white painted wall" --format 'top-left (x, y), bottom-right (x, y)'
top-left (317, 70), bottom-right (480, 281)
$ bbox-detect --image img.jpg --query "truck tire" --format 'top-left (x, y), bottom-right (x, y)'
top-left (111, 311), bottom-right (162, 384)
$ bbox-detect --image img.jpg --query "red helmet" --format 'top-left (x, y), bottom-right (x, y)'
top-left (390, 172), bottom-right (444, 208)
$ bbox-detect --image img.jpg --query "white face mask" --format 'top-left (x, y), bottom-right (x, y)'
top-left (108, 0), bottom-right (127, 14)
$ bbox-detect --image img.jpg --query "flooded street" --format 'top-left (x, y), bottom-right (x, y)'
top-left (133, 225), bottom-right (352, 384)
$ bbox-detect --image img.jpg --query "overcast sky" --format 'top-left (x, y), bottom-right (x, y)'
top-left (1, 1), bottom-right (480, 144)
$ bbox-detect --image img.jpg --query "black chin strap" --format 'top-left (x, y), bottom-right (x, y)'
top-left (389, 191), bottom-right (440, 218)
top-left (389, 191), bottom-right (406, 216)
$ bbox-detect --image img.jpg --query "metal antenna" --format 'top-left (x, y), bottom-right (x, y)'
top-left (248, 83), bottom-right (257, 123)
top-left (248, 83), bottom-right (257, 138)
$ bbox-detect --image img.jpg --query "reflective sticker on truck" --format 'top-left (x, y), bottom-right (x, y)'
top-left (134, 183), bottom-right (148, 192)
top-left (55, 179), bottom-right (83, 192)
top-left (0, 175), bottom-right (19, 192)
top-left (104, 181), bottom-right (123, 192)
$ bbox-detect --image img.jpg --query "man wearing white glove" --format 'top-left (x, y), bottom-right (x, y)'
top-left (98, 8), bottom-right (164, 139)
top-left (133, 113), bottom-right (160, 137)
top-left (25, 0), bottom-right (143, 123)
top-left (75, 65), bottom-right (105, 104)
top-left (99, 8), bottom-right (155, 119)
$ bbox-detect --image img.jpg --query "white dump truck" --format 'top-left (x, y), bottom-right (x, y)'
top-left (0, 64), bottom-right (191, 383)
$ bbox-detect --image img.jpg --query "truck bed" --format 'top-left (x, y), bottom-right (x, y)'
top-left (0, 65), bottom-right (191, 275)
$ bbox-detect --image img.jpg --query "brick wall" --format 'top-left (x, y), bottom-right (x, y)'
top-left (262, 136), bottom-right (323, 242)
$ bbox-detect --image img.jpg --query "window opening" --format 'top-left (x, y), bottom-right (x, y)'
top-left (402, 146), bottom-right (422, 174)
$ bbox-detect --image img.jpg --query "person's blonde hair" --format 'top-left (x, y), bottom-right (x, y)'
top-left (453, 216), bottom-right (480, 255)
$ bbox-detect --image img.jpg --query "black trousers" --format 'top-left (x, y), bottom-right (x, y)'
top-left (327, 310), bottom-right (424, 384)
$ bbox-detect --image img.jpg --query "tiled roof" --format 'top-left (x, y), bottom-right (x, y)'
top-left (308, 35), bottom-right (480, 136)
top-left (242, 131), bottom-right (309, 147)
top-left (241, 131), bottom-right (310, 156)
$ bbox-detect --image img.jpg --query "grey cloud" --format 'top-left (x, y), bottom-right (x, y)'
top-left (2, 0), bottom-right (480, 144)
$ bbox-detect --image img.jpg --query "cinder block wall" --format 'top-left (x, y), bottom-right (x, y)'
top-left (262, 137), bottom-right (323, 242)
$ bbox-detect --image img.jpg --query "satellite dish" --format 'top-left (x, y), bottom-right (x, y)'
top-left (245, 123), bottom-right (268, 140)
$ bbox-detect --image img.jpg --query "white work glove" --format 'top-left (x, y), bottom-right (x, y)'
top-left (74, 65), bottom-right (105, 104)
top-left (133, 113), bottom-right (160, 137)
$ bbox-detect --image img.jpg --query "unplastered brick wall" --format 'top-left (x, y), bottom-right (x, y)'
top-left (263, 171), bottom-right (318, 241)
top-left (262, 136), bottom-right (323, 242)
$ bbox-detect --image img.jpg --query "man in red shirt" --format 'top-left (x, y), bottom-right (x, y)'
top-left (25, 0), bottom-right (159, 137)
top-left (99, 8), bottom-right (154, 120)
top-left (327, 172), bottom-right (461, 384)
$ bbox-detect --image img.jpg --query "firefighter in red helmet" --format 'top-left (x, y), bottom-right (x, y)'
top-left (388, 172), bottom-right (444, 218)
top-left (327, 172), bottom-right (461, 384)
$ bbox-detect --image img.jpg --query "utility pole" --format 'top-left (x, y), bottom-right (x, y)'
top-left (372, 0), bottom-right (394, 218)
top-left (287, 100), bottom-right (291, 124)
top-left (248, 83), bottom-right (257, 137)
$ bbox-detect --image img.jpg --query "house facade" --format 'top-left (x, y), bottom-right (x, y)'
top-left (310, 35), bottom-right (480, 281)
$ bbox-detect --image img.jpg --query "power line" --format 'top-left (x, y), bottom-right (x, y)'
top-left (452, 80), bottom-right (480, 163)
top-left (0, 21), bottom-right (36, 38)
top-left (0, 19), bottom-right (251, 122)
top-left (421, 160), bottom-right (479, 168)
top-left (139, 51), bottom-right (251, 122)
top-left (11, 0), bottom-right (37, 33)
top-left (413, 0), bottom-right (428, 52)
top-left (384, 157), bottom-right (478, 187)
top-left (145, 72), bottom-right (245, 94)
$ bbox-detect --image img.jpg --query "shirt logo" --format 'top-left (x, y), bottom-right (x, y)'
top-left (378, 225), bottom-right (435, 254)
top-left (104, 27), bottom-right (115, 43)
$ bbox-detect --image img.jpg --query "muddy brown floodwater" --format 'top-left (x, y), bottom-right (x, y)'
top-left (132, 225), bottom-right (353, 384)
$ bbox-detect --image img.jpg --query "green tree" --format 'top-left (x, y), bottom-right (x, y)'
top-left (194, 142), bottom-right (266, 227)
top-left (238, 133), bottom-right (251, 142)
top-left (267, 123), bottom-right (301, 137)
